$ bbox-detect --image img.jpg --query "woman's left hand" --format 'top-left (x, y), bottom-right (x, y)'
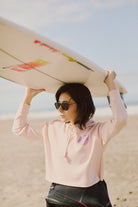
top-left (104, 68), bottom-right (117, 91)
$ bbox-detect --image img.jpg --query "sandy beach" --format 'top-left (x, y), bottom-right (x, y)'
top-left (0, 115), bottom-right (138, 207)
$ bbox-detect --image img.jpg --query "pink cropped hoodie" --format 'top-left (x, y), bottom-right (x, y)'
top-left (12, 89), bottom-right (127, 187)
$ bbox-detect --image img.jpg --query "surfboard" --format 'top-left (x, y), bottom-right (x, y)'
top-left (0, 17), bottom-right (127, 97)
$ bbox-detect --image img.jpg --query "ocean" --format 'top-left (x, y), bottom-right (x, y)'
top-left (0, 77), bottom-right (138, 120)
top-left (0, 104), bottom-right (138, 120)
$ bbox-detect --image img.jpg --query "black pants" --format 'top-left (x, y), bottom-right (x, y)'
top-left (46, 180), bottom-right (112, 207)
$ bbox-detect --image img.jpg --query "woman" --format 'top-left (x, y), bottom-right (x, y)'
top-left (12, 69), bottom-right (127, 207)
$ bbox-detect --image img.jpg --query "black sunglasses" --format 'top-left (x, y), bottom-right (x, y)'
top-left (54, 101), bottom-right (76, 111)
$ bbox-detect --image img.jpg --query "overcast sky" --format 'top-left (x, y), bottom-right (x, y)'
top-left (0, 0), bottom-right (138, 112)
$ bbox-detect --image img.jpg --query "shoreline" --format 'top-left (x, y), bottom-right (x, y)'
top-left (0, 104), bottom-right (138, 120)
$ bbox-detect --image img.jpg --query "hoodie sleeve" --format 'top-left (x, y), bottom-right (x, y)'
top-left (98, 89), bottom-right (127, 146)
top-left (12, 102), bottom-right (46, 141)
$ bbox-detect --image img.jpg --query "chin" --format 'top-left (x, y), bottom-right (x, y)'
top-left (60, 117), bottom-right (66, 122)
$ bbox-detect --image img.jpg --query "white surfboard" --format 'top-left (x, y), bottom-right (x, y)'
top-left (0, 17), bottom-right (127, 97)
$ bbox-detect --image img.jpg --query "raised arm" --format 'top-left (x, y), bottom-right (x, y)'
top-left (23, 88), bottom-right (45, 105)
top-left (98, 69), bottom-right (127, 146)
top-left (12, 88), bottom-right (46, 140)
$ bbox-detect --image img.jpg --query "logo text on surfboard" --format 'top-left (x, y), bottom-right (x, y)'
top-left (34, 40), bottom-right (58, 53)
top-left (34, 40), bottom-right (93, 71)
top-left (11, 59), bottom-right (48, 72)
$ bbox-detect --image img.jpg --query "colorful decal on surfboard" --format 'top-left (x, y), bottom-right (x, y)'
top-left (34, 40), bottom-right (94, 72)
top-left (62, 54), bottom-right (93, 71)
top-left (10, 59), bottom-right (49, 72)
top-left (34, 40), bottom-right (59, 53)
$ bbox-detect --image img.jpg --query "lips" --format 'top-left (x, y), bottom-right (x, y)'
top-left (59, 114), bottom-right (64, 118)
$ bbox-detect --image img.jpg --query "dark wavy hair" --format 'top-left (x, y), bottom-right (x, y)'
top-left (55, 83), bottom-right (95, 129)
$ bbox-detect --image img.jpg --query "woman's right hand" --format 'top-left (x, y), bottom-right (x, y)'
top-left (23, 88), bottom-right (45, 105)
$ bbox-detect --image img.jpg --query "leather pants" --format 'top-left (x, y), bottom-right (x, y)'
top-left (46, 180), bottom-right (112, 207)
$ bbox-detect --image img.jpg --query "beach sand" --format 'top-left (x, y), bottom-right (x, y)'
top-left (0, 115), bottom-right (138, 207)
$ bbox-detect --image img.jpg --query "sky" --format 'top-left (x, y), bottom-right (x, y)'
top-left (0, 0), bottom-right (138, 113)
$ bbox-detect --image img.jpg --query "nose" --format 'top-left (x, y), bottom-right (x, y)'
top-left (58, 105), bottom-right (64, 113)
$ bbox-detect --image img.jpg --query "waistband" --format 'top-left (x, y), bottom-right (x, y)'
top-left (46, 180), bottom-right (112, 207)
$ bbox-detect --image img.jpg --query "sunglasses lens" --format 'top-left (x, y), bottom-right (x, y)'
top-left (54, 102), bottom-right (60, 109)
top-left (54, 102), bottom-right (69, 111)
top-left (62, 103), bottom-right (69, 111)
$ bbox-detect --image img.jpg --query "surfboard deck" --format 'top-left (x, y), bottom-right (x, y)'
top-left (0, 17), bottom-right (127, 97)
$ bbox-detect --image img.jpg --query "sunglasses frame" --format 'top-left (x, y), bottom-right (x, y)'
top-left (54, 101), bottom-right (76, 111)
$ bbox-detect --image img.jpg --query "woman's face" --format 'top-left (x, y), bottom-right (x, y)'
top-left (58, 92), bottom-right (78, 124)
